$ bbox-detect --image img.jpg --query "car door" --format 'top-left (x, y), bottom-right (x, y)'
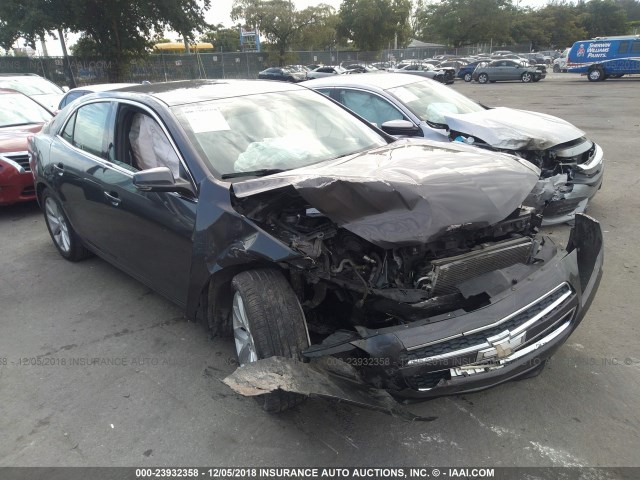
top-left (505, 61), bottom-right (521, 80)
top-left (56, 99), bottom-right (196, 305)
top-left (50, 100), bottom-right (116, 248)
top-left (86, 101), bottom-right (197, 305)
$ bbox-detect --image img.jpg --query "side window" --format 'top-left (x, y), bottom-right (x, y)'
top-left (315, 88), bottom-right (333, 98)
top-left (631, 42), bottom-right (640, 54)
top-left (339, 90), bottom-right (405, 127)
top-left (119, 108), bottom-right (184, 181)
top-left (61, 91), bottom-right (84, 108)
top-left (617, 41), bottom-right (630, 54)
top-left (72, 102), bottom-right (111, 158)
top-left (61, 111), bottom-right (76, 143)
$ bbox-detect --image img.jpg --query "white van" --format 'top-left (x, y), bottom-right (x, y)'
top-left (553, 48), bottom-right (570, 72)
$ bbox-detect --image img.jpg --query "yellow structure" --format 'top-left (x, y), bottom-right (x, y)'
top-left (153, 42), bottom-right (214, 53)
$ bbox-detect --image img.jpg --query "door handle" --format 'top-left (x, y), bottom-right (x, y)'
top-left (52, 163), bottom-right (64, 176)
top-left (104, 191), bottom-right (121, 207)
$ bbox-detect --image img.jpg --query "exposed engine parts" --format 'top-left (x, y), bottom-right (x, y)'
top-left (233, 189), bottom-right (543, 328)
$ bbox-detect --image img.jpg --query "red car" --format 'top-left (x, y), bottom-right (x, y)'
top-left (0, 88), bottom-right (53, 206)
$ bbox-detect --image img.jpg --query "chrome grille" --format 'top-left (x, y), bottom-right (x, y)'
top-left (403, 283), bottom-right (573, 365)
top-left (4, 152), bottom-right (30, 172)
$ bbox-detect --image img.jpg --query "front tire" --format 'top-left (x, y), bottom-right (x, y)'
top-left (42, 189), bottom-right (92, 261)
top-left (478, 73), bottom-right (489, 84)
top-left (553, 64), bottom-right (560, 73)
top-left (464, 73), bottom-right (472, 82)
top-left (230, 268), bottom-right (310, 412)
top-left (521, 72), bottom-right (533, 83)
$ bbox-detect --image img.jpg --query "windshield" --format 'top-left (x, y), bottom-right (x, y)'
top-left (0, 77), bottom-right (64, 95)
top-left (173, 89), bottom-right (387, 177)
top-left (386, 79), bottom-right (485, 125)
top-left (0, 93), bottom-right (52, 127)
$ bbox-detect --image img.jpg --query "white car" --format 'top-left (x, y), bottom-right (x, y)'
top-left (0, 74), bottom-right (66, 111)
top-left (305, 65), bottom-right (346, 80)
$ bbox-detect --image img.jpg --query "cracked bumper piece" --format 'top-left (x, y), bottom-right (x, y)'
top-left (225, 215), bottom-right (602, 407)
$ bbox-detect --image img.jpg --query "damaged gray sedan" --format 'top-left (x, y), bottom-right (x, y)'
top-left (305, 74), bottom-right (604, 225)
top-left (30, 80), bottom-right (603, 415)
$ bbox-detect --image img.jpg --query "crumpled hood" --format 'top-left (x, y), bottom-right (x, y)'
top-left (232, 139), bottom-right (540, 247)
top-left (443, 107), bottom-right (585, 151)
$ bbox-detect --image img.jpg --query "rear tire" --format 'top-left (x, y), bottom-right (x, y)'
top-left (42, 188), bottom-right (92, 262)
top-left (553, 64), bottom-right (560, 73)
top-left (464, 73), bottom-right (472, 82)
top-left (230, 268), bottom-right (309, 412)
top-left (478, 73), bottom-right (489, 84)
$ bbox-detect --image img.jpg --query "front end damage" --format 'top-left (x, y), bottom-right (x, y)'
top-left (443, 107), bottom-right (604, 225)
top-left (222, 141), bottom-right (604, 411)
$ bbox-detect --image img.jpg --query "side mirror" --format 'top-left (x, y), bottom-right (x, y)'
top-left (380, 119), bottom-right (422, 137)
top-left (62, 86), bottom-right (70, 92)
top-left (133, 167), bottom-right (195, 197)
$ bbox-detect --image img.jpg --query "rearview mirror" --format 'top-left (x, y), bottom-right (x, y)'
top-left (133, 167), bottom-right (195, 197)
top-left (380, 120), bottom-right (422, 137)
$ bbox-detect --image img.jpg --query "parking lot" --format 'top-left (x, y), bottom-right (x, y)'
top-left (1, 73), bottom-right (639, 468)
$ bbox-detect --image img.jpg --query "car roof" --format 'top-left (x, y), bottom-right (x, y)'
top-left (303, 72), bottom-right (424, 90)
top-left (67, 83), bottom-right (139, 93)
top-left (110, 79), bottom-right (302, 106)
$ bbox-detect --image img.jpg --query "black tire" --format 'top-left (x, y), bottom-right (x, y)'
top-left (478, 73), bottom-right (489, 84)
top-left (42, 188), bottom-right (92, 262)
top-left (464, 73), bottom-right (472, 82)
top-left (587, 67), bottom-right (604, 82)
top-left (521, 72), bottom-right (533, 83)
top-left (553, 64), bottom-right (560, 73)
top-left (231, 268), bottom-right (309, 412)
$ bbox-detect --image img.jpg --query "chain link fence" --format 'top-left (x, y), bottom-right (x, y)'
top-left (0, 43), bottom-right (552, 87)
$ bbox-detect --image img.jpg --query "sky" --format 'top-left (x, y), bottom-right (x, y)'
top-left (35, 0), bottom-right (551, 56)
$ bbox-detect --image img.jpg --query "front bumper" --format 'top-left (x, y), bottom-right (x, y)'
top-left (303, 214), bottom-right (603, 399)
top-left (541, 143), bottom-right (604, 225)
top-left (0, 167), bottom-right (36, 206)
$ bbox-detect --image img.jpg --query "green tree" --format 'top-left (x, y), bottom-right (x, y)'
top-left (232, 1), bottom-right (335, 64)
top-left (337, 0), bottom-right (412, 51)
top-left (0, 0), bottom-right (211, 80)
top-left (295, 9), bottom-right (340, 51)
top-left (413, 0), bottom-right (515, 48)
top-left (201, 24), bottom-right (242, 52)
top-left (69, 34), bottom-right (101, 57)
top-left (511, 4), bottom-right (587, 49)
top-left (579, 0), bottom-right (628, 36)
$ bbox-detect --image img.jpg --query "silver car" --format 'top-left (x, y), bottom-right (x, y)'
top-left (304, 73), bottom-right (603, 225)
top-left (305, 65), bottom-right (347, 80)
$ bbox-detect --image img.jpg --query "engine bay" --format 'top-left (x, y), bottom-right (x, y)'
top-left (232, 188), bottom-right (545, 331)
